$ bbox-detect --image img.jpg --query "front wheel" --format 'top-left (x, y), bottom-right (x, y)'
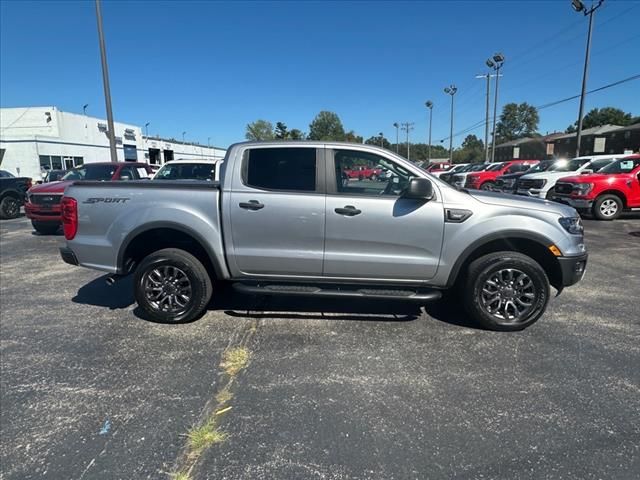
top-left (134, 248), bottom-right (213, 323)
top-left (463, 251), bottom-right (550, 331)
top-left (480, 181), bottom-right (495, 191)
top-left (0, 196), bottom-right (21, 219)
top-left (592, 194), bottom-right (622, 220)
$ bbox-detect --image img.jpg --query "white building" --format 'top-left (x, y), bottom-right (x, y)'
top-left (0, 106), bottom-right (226, 179)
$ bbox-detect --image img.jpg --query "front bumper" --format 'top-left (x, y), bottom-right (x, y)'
top-left (59, 247), bottom-right (79, 266)
top-left (516, 188), bottom-right (545, 198)
top-left (558, 253), bottom-right (588, 287)
top-left (24, 202), bottom-right (62, 222)
top-left (553, 195), bottom-right (593, 210)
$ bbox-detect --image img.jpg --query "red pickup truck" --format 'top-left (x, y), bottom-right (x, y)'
top-left (25, 162), bottom-right (153, 234)
top-left (552, 154), bottom-right (640, 220)
top-left (343, 165), bottom-right (383, 180)
top-left (465, 160), bottom-right (539, 191)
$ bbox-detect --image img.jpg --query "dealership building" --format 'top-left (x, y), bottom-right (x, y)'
top-left (0, 106), bottom-right (226, 180)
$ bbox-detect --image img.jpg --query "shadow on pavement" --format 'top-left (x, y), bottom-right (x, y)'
top-left (73, 277), bottom-right (481, 328)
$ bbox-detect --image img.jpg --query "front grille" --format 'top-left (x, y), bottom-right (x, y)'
top-left (30, 194), bottom-right (63, 206)
top-left (555, 182), bottom-right (574, 195)
top-left (519, 179), bottom-right (544, 190)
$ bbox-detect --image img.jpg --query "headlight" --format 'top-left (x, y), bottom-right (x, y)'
top-left (559, 216), bottom-right (584, 235)
top-left (573, 183), bottom-right (593, 195)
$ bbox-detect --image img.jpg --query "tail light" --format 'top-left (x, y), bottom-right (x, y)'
top-left (61, 197), bottom-right (78, 240)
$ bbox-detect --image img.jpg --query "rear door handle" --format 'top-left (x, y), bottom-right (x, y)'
top-left (239, 200), bottom-right (264, 210)
top-left (334, 205), bottom-right (361, 216)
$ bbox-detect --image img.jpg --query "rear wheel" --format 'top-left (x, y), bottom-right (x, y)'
top-left (463, 251), bottom-right (550, 331)
top-left (134, 248), bottom-right (212, 323)
top-left (592, 194), bottom-right (622, 220)
top-left (0, 196), bottom-right (21, 219)
top-left (32, 221), bottom-right (60, 235)
top-left (480, 181), bottom-right (495, 191)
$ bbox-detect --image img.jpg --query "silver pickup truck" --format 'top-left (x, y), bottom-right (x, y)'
top-left (60, 142), bottom-right (587, 331)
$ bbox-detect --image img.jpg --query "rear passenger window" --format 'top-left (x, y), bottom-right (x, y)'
top-left (245, 148), bottom-right (316, 191)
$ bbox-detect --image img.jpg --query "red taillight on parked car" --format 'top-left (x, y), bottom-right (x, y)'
top-left (61, 197), bottom-right (78, 240)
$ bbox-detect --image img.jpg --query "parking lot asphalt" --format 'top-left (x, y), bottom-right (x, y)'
top-left (1, 214), bottom-right (639, 479)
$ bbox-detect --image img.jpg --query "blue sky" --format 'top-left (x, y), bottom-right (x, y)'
top-left (1, 0), bottom-right (639, 148)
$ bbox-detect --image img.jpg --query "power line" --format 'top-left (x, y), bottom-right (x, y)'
top-left (439, 74), bottom-right (640, 142)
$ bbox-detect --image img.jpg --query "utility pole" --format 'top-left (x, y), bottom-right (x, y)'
top-left (444, 85), bottom-right (458, 163)
top-left (486, 53), bottom-right (505, 162)
top-left (95, 0), bottom-right (117, 163)
top-left (401, 122), bottom-right (415, 161)
top-left (476, 73), bottom-right (491, 162)
top-left (425, 101), bottom-right (433, 163)
top-left (572, 0), bottom-right (604, 157)
top-left (393, 122), bottom-right (400, 153)
top-left (379, 132), bottom-right (384, 148)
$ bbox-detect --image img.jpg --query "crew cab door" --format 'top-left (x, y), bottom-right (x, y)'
top-left (226, 146), bottom-right (325, 276)
top-left (323, 148), bottom-right (444, 281)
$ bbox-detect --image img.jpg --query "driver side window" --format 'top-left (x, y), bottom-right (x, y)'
top-left (333, 149), bottom-right (412, 197)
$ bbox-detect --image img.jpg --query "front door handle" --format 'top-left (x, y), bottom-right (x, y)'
top-left (334, 205), bottom-right (362, 216)
top-left (239, 200), bottom-right (264, 210)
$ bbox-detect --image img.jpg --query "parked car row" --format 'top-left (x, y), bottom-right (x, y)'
top-left (22, 159), bottom-right (219, 233)
top-left (439, 154), bottom-right (640, 221)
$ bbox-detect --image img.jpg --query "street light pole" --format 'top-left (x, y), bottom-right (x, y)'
top-left (182, 131), bottom-right (186, 143)
top-left (379, 132), bottom-right (384, 148)
top-left (487, 53), bottom-right (505, 162)
top-left (83, 104), bottom-right (89, 116)
top-left (401, 122), bottom-right (415, 161)
top-left (393, 122), bottom-right (399, 153)
top-left (476, 73), bottom-right (492, 162)
top-left (95, 0), bottom-right (117, 163)
top-left (572, 0), bottom-right (604, 157)
top-left (444, 85), bottom-right (457, 163)
top-left (145, 122), bottom-right (150, 137)
top-left (425, 101), bottom-right (433, 163)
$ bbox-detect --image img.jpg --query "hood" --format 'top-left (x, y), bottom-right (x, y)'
top-left (521, 171), bottom-right (578, 181)
top-left (497, 172), bottom-right (527, 180)
top-left (28, 180), bottom-right (73, 194)
top-left (557, 173), bottom-right (620, 183)
top-left (469, 190), bottom-right (576, 216)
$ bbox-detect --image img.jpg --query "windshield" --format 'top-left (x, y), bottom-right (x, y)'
top-left (548, 158), bottom-right (588, 172)
top-left (523, 162), bottom-right (552, 174)
top-left (488, 163), bottom-right (506, 171)
top-left (598, 157), bottom-right (640, 174)
top-left (62, 165), bottom-right (116, 181)
top-left (154, 163), bottom-right (216, 181)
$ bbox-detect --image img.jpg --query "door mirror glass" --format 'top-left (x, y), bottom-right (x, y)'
top-left (403, 177), bottom-right (433, 200)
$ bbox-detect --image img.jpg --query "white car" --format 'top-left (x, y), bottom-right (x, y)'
top-left (451, 162), bottom-right (501, 188)
top-left (430, 163), bottom-right (468, 178)
top-left (152, 159), bottom-right (220, 181)
top-left (516, 154), bottom-right (626, 199)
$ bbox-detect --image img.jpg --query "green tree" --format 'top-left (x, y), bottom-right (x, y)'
top-left (289, 129), bottom-right (305, 140)
top-left (495, 102), bottom-right (539, 143)
top-left (245, 120), bottom-right (274, 141)
top-left (274, 121), bottom-right (289, 139)
top-left (566, 107), bottom-right (634, 132)
top-left (453, 134), bottom-right (485, 163)
top-left (308, 111), bottom-right (346, 141)
top-left (344, 130), bottom-right (363, 144)
top-left (364, 135), bottom-right (390, 149)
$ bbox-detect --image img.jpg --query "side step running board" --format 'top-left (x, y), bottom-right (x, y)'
top-left (232, 282), bottom-right (442, 302)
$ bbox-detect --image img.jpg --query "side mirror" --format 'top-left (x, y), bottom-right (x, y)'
top-left (403, 177), bottom-right (433, 200)
top-left (581, 169), bottom-right (593, 175)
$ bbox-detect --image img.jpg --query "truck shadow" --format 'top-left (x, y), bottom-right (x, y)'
top-left (73, 276), bottom-right (479, 328)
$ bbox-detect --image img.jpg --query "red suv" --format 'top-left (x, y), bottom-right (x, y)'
top-left (465, 160), bottom-right (540, 191)
top-left (25, 162), bottom-right (153, 234)
top-left (552, 154), bottom-right (640, 220)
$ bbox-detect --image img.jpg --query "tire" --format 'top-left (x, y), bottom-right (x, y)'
top-left (592, 194), bottom-right (622, 221)
top-left (0, 196), bottom-right (21, 219)
top-left (32, 221), bottom-right (60, 235)
top-left (134, 248), bottom-right (213, 323)
top-left (463, 251), bottom-right (550, 331)
top-left (370, 174), bottom-right (378, 181)
top-left (545, 187), bottom-right (556, 200)
top-left (480, 181), bottom-right (495, 191)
